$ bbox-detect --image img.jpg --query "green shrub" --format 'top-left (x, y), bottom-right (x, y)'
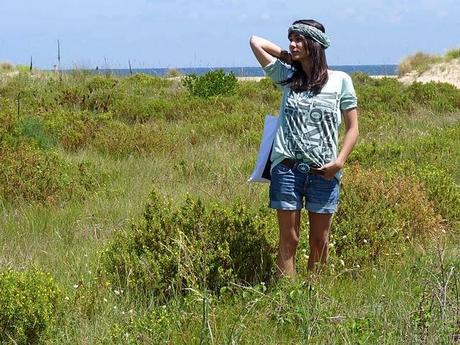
top-left (356, 77), bottom-right (413, 114)
top-left (405, 163), bottom-right (460, 224)
top-left (182, 69), bottom-right (238, 99)
top-left (16, 65), bottom-right (32, 73)
top-left (111, 96), bottom-right (172, 123)
top-left (54, 75), bottom-right (119, 112)
top-left (53, 111), bottom-right (99, 151)
top-left (349, 124), bottom-right (460, 223)
top-left (100, 189), bottom-right (277, 302)
top-left (405, 82), bottom-right (460, 113)
top-left (91, 120), bottom-right (175, 156)
top-left (18, 116), bottom-right (57, 149)
top-left (40, 109), bottom-right (112, 151)
top-left (0, 268), bottom-right (61, 345)
top-left (0, 142), bottom-right (101, 204)
top-left (331, 165), bottom-right (443, 267)
top-left (351, 71), bottom-right (373, 87)
top-left (83, 75), bottom-right (118, 112)
top-left (119, 73), bottom-right (171, 94)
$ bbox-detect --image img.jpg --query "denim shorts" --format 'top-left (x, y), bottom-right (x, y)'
top-left (269, 162), bottom-right (340, 214)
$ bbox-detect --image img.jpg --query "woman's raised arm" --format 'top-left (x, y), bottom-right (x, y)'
top-left (249, 35), bottom-right (284, 67)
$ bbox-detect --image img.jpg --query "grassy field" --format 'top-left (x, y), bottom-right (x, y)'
top-left (0, 68), bottom-right (459, 344)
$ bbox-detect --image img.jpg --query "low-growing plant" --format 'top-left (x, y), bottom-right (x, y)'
top-left (100, 189), bottom-right (277, 302)
top-left (444, 47), bottom-right (460, 61)
top-left (331, 165), bottom-right (443, 267)
top-left (405, 81), bottom-right (460, 113)
top-left (121, 72), bottom-right (171, 89)
top-left (18, 115), bottom-right (57, 149)
top-left (16, 65), bottom-right (32, 73)
top-left (398, 52), bottom-right (442, 76)
top-left (350, 71), bottom-right (373, 87)
top-left (349, 124), bottom-right (460, 224)
top-left (0, 142), bottom-right (102, 204)
top-left (111, 96), bottom-right (172, 123)
top-left (0, 61), bottom-right (14, 72)
top-left (165, 67), bottom-right (182, 78)
top-left (356, 77), bottom-right (413, 114)
top-left (0, 268), bottom-right (62, 345)
top-left (182, 69), bottom-right (238, 98)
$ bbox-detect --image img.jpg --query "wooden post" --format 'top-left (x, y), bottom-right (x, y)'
top-left (57, 40), bottom-right (62, 80)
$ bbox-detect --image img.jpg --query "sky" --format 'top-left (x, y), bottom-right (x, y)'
top-left (1, 0), bottom-right (459, 69)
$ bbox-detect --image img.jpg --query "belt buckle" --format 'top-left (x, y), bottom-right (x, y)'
top-left (296, 162), bottom-right (310, 173)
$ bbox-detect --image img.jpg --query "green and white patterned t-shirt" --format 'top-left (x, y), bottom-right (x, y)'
top-left (263, 59), bottom-right (357, 179)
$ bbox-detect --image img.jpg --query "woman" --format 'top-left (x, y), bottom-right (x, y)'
top-left (250, 19), bottom-right (359, 276)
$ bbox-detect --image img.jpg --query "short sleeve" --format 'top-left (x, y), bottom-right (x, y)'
top-left (263, 59), bottom-right (292, 85)
top-left (340, 73), bottom-right (358, 110)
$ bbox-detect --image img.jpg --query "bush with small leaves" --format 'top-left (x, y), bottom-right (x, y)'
top-left (330, 165), bottom-right (443, 267)
top-left (182, 69), bottom-right (238, 98)
top-left (349, 124), bottom-right (460, 224)
top-left (0, 268), bottom-right (62, 345)
top-left (0, 141), bottom-right (102, 204)
top-left (405, 82), bottom-right (460, 113)
top-left (100, 189), bottom-right (277, 302)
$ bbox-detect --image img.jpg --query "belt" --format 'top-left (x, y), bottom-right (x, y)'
top-left (281, 158), bottom-right (324, 176)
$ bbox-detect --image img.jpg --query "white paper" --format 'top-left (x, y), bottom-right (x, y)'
top-left (248, 114), bottom-right (278, 183)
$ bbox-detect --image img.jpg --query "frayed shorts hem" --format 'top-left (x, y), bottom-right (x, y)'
top-left (269, 201), bottom-right (337, 214)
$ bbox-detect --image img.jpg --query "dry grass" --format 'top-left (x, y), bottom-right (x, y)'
top-left (0, 61), bottom-right (14, 71)
top-left (398, 52), bottom-right (441, 76)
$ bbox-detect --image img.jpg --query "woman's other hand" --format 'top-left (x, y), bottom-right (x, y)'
top-left (316, 160), bottom-right (343, 180)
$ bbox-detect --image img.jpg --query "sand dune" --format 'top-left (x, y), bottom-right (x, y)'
top-left (399, 58), bottom-right (460, 88)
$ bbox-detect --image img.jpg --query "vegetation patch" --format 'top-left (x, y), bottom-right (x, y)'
top-left (353, 74), bottom-right (460, 115)
top-left (0, 142), bottom-right (101, 204)
top-left (0, 61), bottom-right (14, 72)
top-left (0, 268), bottom-right (62, 345)
top-left (350, 124), bottom-right (460, 224)
top-left (182, 69), bottom-right (238, 98)
top-left (332, 165), bottom-right (443, 267)
top-left (100, 189), bottom-right (277, 302)
top-left (398, 52), bottom-right (442, 76)
top-left (445, 47), bottom-right (460, 61)
top-left (398, 48), bottom-right (460, 76)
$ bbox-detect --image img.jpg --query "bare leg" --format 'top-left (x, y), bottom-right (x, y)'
top-left (308, 212), bottom-right (333, 271)
top-left (276, 210), bottom-right (301, 278)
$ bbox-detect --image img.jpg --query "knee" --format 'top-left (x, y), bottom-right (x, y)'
top-left (310, 234), bottom-right (328, 251)
top-left (280, 230), bottom-right (299, 252)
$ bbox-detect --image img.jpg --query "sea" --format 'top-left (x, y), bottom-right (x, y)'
top-left (92, 65), bottom-right (397, 77)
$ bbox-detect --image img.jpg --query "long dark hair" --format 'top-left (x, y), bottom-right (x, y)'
top-left (281, 19), bottom-right (329, 94)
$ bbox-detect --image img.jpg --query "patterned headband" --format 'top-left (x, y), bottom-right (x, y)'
top-left (288, 23), bottom-right (331, 49)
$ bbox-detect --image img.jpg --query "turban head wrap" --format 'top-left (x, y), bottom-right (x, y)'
top-left (288, 23), bottom-right (331, 49)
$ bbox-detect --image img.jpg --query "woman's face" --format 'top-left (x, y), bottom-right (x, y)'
top-left (289, 33), bottom-right (309, 61)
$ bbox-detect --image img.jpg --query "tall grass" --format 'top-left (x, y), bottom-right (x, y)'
top-left (445, 47), bottom-right (460, 61)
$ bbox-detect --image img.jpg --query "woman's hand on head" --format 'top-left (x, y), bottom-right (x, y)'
top-left (249, 35), bottom-right (282, 67)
